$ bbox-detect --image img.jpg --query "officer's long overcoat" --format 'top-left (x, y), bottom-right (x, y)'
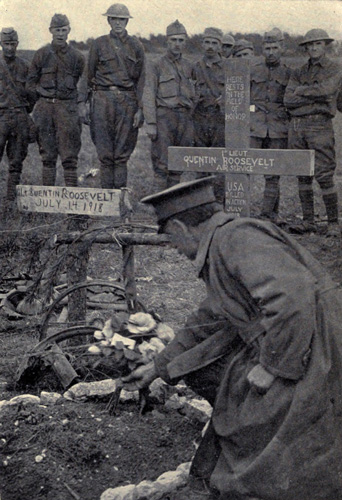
top-left (155, 212), bottom-right (342, 499)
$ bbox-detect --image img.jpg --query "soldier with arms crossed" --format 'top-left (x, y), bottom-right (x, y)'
top-left (284, 29), bottom-right (342, 236)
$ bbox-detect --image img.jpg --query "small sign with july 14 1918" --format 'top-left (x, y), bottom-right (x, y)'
top-left (16, 185), bottom-right (122, 216)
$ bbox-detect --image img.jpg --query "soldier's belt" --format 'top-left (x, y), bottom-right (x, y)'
top-left (39, 97), bottom-right (76, 103)
top-left (0, 106), bottom-right (26, 112)
top-left (291, 113), bottom-right (331, 122)
top-left (95, 85), bottom-right (135, 92)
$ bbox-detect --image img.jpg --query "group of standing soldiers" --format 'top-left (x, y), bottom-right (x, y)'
top-left (1, 3), bottom-right (342, 236)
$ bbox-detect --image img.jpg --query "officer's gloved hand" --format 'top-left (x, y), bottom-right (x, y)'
top-left (133, 108), bottom-right (144, 128)
top-left (121, 361), bottom-right (158, 392)
top-left (247, 363), bottom-right (275, 394)
top-left (146, 123), bottom-right (157, 141)
top-left (78, 102), bottom-right (90, 125)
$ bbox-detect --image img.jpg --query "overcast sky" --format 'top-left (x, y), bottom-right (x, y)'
top-left (1, 0), bottom-right (342, 49)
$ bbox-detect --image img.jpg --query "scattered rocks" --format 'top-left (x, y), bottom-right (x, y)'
top-left (8, 394), bottom-right (40, 406)
top-left (63, 379), bottom-right (122, 401)
top-left (183, 399), bottom-right (212, 423)
top-left (100, 462), bottom-right (191, 500)
top-left (40, 391), bottom-right (63, 406)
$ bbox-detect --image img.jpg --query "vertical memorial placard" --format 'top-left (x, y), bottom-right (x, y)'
top-left (225, 59), bottom-right (251, 217)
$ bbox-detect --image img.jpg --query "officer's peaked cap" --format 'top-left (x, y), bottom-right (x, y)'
top-left (140, 177), bottom-right (217, 224)
top-left (299, 29), bottom-right (334, 45)
top-left (166, 20), bottom-right (187, 37)
top-left (50, 14), bottom-right (70, 28)
top-left (1, 27), bottom-right (18, 42)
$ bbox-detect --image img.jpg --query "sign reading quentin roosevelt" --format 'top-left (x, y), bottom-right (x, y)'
top-left (16, 185), bottom-right (121, 216)
top-left (168, 147), bottom-right (315, 176)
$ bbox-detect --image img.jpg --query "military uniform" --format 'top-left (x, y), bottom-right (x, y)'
top-left (143, 20), bottom-right (195, 189)
top-left (87, 4), bottom-right (145, 189)
top-left (250, 29), bottom-right (291, 219)
top-left (0, 28), bottom-right (33, 206)
top-left (27, 14), bottom-right (85, 186)
top-left (193, 27), bottom-right (225, 201)
top-left (139, 178), bottom-right (342, 500)
top-left (284, 29), bottom-right (342, 233)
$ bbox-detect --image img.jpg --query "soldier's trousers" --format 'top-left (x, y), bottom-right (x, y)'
top-left (151, 107), bottom-right (194, 190)
top-left (288, 115), bottom-right (338, 223)
top-left (0, 108), bottom-right (29, 203)
top-left (250, 136), bottom-right (287, 218)
top-left (90, 90), bottom-right (139, 189)
top-left (34, 99), bottom-right (81, 187)
top-left (194, 109), bottom-right (225, 203)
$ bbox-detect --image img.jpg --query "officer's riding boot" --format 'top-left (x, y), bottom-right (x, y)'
top-left (42, 162), bottom-right (57, 186)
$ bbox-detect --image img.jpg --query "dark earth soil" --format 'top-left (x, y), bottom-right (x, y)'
top-left (0, 395), bottom-right (202, 500)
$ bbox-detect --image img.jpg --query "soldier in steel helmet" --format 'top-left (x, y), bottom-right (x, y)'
top-left (284, 29), bottom-right (342, 237)
top-left (250, 28), bottom-right (291, 221)
top-left (232, 39), bottom-right (254, 59)
top-left (192, 27), bottom-right (226, 202)
top-left (221, 33), bottom-right (235, 59)
top-left (0, 28), bottom-right (35, 212)
top-left (143, 20), bottom-right (196, 190)
top-left (85, 3), bottom-right (145, 189)
top-left (26, 14), bottom-right (85, 187)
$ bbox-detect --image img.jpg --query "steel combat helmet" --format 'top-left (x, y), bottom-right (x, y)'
top-left (299, 29), bottom-right (334, 45)
top-left (263, 28), bottom-right (284, 43)
top-left (222, 33), bottom-right (235, 46)
top-left (102, 4), bottom-right (133, 18)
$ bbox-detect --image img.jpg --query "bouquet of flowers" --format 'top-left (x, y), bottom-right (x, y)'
top-left (88, 312), bottom-right (175, 376)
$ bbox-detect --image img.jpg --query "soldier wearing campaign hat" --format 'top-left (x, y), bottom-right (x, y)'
top-left (250, 27), bottom-right (291, 221)
top-left (122, 176), bottom-right (342, 500)
top-left (27, 14), bottom-right (85, 187)
top-left (222, 33), bottom-right (235, 59)
top-left (192, 27), bottom-right (225, 201)
top-left (84, 3), bottom-right (145, 189)
top-left (143, 20), bottom-right (196, 190)
top-left (284, 29), bottom-right (342, 236)
top-left (0, 27), bottom-right (35, 212)
top-left (232, 38), bottom-right (254, 59)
